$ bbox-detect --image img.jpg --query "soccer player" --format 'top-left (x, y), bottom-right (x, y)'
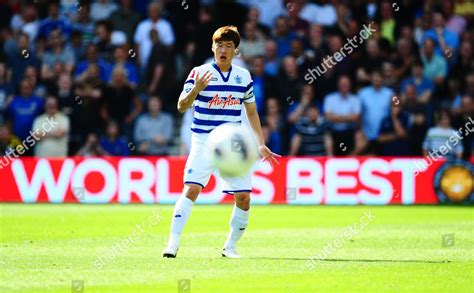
top-left (162, 26), bottom-right (280, 258)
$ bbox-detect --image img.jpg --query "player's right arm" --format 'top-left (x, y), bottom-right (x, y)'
top-left (177, 70), bottom-right (213, 113)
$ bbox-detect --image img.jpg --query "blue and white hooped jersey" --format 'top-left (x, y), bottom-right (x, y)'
top-left (181, 61), bottom-right (255, 134)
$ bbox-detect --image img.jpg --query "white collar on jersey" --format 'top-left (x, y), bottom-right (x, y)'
top-left (212, 60), bottom-right (232, 83)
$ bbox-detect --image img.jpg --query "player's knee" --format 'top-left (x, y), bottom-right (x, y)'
top-left (235, 192), bottom-right (250, 210)
top-left (184, 184), bottom-right (202, 202)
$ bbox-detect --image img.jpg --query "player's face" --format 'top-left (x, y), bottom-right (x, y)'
top-left (212, 41), bottom-right (235, 67)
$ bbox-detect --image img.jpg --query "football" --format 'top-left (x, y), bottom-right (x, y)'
top-left (207, 123), bottom-right (259, 177)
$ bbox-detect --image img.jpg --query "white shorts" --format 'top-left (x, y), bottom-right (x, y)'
top-left (183, 132), bottom-right (252, 194)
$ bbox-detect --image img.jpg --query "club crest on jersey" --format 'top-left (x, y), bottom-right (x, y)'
top-left (234, 75), bottom-right (242, 84)
top-left (208, 94), bottom-right (240, 108)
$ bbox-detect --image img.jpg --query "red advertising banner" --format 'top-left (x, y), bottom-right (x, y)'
top-left (0, 157), bottom-right (472, 204)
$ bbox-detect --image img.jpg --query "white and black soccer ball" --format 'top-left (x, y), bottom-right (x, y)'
top-left (207, 123), bottom-right (258, 177)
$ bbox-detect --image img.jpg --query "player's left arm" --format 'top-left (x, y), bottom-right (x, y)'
top-left (244, 102), bottom-right (281, 165)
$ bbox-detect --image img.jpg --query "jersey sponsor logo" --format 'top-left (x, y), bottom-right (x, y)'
top-left (211, 77), bottom-right (218, 81)
top-left (208, 94), bottom-right (240, 108)
top-left (234, 75), bottom-right (242, 84)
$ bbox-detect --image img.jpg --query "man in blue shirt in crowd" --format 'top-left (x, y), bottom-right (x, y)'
top-left (6, 79), bottom-right (44, 145)
top-left (324, 76), bottom-right (361, 156)
top-left (358, 70), bottom-right (394, 154)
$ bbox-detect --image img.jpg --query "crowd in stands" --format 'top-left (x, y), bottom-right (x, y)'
top-left (0, 0), bottom-right (473, 159)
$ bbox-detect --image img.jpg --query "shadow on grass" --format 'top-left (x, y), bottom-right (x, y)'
top-left (247, 257), bottom-right (450, 264)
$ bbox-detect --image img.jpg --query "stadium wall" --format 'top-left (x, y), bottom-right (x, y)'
top-left (0, 157), bottom-right (472, 204)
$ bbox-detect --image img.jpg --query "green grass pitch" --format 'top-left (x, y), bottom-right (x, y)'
top-left (0, 204), bottom-right (473, 292)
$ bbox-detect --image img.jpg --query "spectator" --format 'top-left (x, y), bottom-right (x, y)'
top-left (299, 0), bottom-right (337, 27)
top-left (273, 16), bottom-right (298, 58)
top-left (0, 63), bottom-right (13, 121)
top-left (358, 71), bottom-right (394, 154)
top-left (262, 97), bottom-right (288, 154)
top-left (74, 44), bottom-right (110, 82)
top-left (32, 97), bottom-right (70, 157)
top-left (334, 3), bottom-right (351, 37)
top-left (0, 125), bottom-right (21, 156)
top-left (262, 121), bottom-right (283, 156)
top-left (74, 63), bottom-right (105, 137)
top-left (24, 65), bottom-right (47, 99)
top-left (377, 98), bottom-right (411, 156)
top-left (100, 120), bottom-right (130, 156)
top-left (10, 4), bottom-right (35, 35)
top-left (134, 96), bottom-right (174, 156)
top-left (264, 98), bottom-right (286, 131)
top-left (442, 0), bottom-right (467, 35)
top-left (38, 2), bottom-right (71, 40)
top-left (324, 76), bottom-right (361, 156)
top-left (316, 35), bottom-right (354, 97)
top-left (51, 73), bottom-right (81, 154)
top-left (76, 133), bottom-right (109, 156)
top-left (69, 30), bottom-right (85, 63)
top-left (94, 20), bottom-right (114, 63)
top-left (17, 4), bottom-right (39, 41)
top-left (451, 95), bottom-right (473, 159)
top-left (110, 0), bottom-right (141, 43)
top-left (451, 41), bottom-right (474, 89)
top-left (422, 12), bottom-right (460, 57)
top-left (110, 46), bottom-right (139, 88)
top-left (134, 2), bottom-right (175, 68)
top-left (41, 28), bottom-right (75, 80)
top-left (279, 56), bottom-right (304, 112)
top-left (400, 60), bottom-right (434, 104)
top-left (146, 29), bottom-right (169, 96)
top-left (239, 21), bottom-right (266, 66)
top-left (250, 56), bottom-right (278, 116)
top-left (263, 97), bottom-right (286, 154)
top-left (307, 24), bottom-right (328, 66)
top-left (288, 84), bottom-right (320, 125)
top-left (6, 79), bottom-right (44, 142)
top-left (6, 33), bottom-right (40, 90)
top-left (53, 73), bottom-right (77, 115)
top-left (290, 39), bottom-right (311, 73)
top-left (287, 1), bottom-right (309, 38)
top-left (263, 40), bottom-right (280, 77)
top-left (402, 84), bottom-right (428, 155)
top-left (382, 61), bottom-right (399, 90)
top-left (102, 66), bottom-right (142, 134)
top-left (356, 39), bottom-right (384, 85)
top-left (289, 105), bottom-right (332, 156)
top-left (72, 4), bottom-right (95, 46)
top-left (392, 38), bottom-right (417, 80)
top-left (421, 38), bottom-right (447, 84)
top-left (422, 110), bottom-right (463, 159)
top-left (246, 7), bottom-right (271, 37)
top-left (380, 0), bottom-right (398, 45)
top-left (245, 0), bottom-right (286, 29)
top-left (90, 0), bottom-right (118, 22)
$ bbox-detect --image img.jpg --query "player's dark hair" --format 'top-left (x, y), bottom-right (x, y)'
top-left (212, 26), bottom-right (240, 48)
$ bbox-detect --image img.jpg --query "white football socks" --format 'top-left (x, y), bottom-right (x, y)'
top-left (224, 205), bottom-right (249, 249)
top-left (168, 196), bottom-right (194, 247)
